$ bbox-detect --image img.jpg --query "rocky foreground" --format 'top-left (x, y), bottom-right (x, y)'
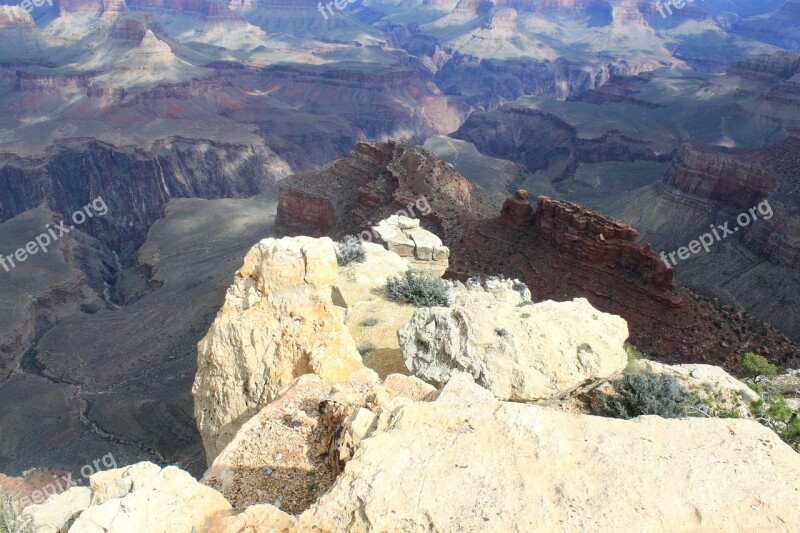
top-left (16, 219), bottom-right (800, 532)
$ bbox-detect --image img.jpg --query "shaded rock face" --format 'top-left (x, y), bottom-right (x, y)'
top-left (663, 143), bottom-right (776, 210)
top-left (193, 236), bottom-right (365, 464)
top-left (399, 279), bottom-right (628, 401)
top-left (295, 373), bottom-right (800, 532)
top-left (275, 141), bottom-right (492, 242)
top-left (0, 138), bottom-right (290, 264)
top-left (534, 196), bottom-right (675, 291)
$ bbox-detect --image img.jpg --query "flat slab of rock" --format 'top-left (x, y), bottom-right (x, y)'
top-left (399, 279), bottom-right (628, 401)
top-left (297, 375), bottom-right (800, 532)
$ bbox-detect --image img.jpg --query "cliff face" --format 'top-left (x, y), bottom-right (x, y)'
top-left (0, 138), bottom-right (290, 264)
top-left (452, 106), bottom-right (668, 182)
top-left (276, 141), bottom-right (489, 240)
top-left (533, 196), bottom-right (675, 291)
top-left (662, 144), bottom-right (776, 210)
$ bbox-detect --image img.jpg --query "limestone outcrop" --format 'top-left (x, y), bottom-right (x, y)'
top-left (398, 278), bottom-right (629, 401)
top-left (371, 215), bottom-right (450, 276)
top-left (23, 463), bottom-right (231, 533)
top-left (193, 236), bottom-right (365, 464)
top-left (22, 374), bottom-right (800, 532)
top-left (201, 370), bottom-right (434, 515)
top-left (296, 373), bottom-right (800, 532)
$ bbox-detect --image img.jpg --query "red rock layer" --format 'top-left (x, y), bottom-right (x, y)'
top-left (275, 142), bottom-right (799, 371)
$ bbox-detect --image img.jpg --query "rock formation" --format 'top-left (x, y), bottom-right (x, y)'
top-left (202, 370), bottom-right (434, 515)
top-left (499, 189), bottom-right (535, 230)
top-left (371, 215), bottom-right (450, 276)
top-left (193, 236), bottom-right (365, 464)
top-left (23, 369), bottom-right (800, 531)
top-left (275, 142), bottom-right (800, 371)
top-left (294, 373), bottom-right (800, 531)
top-left (399, 278), bottom-right (629, 400)
top-left (534, 196), bottom-right (675, 291)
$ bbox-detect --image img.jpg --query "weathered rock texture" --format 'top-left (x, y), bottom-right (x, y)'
top-left (25, 463), bottom-right (232, 533)
top-left (295, 374), bottom-right (800, 532)
top-left (399, 278), bottom-right (629, 400)
top-left (499, 188), bottom-right (535, 230)
top-left (275, 142), bottom-right (800, 376)
top-left (23, 374), bottom-right (800, 532)
top-left (202, 370), bottom-right (434, 515)
top-left (371, 215), bottom-right (450, 276)
top-left (193, 236), bottom-right (365, 464)
top-left (275, 141), bottom-right (493, 242)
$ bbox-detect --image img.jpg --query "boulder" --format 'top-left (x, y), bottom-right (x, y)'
top-left (372, 216), bottom-right (449, 276)
top-left (21, 487), bottom-right (91, 533)
top-left (67, 464), bottom-right (231, 533)
top-left (193, 237), bottom-right (365, 464)
top-left (398, 278), bottom-right (628, 401)
top-left (296, 373), bottom-right (800, 532)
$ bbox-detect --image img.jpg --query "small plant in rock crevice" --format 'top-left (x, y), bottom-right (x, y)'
top-left (335, 235), bottom-right (366, 266)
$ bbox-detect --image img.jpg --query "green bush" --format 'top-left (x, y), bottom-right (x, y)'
top-left (624, 343), bottom-right (645, 362)
top-left (385, 270), bottom-right (450, 307)
top-left (751, 391), bottom-right (800, 452)
top-left (0, 493), bottom-right (33, 533)
top-left (360, 317), bottom-right (378, 327)
top-left (741, 352), bottom-right (778, 378)
top-left (335, 236), bottom-right (366, 266)
top-left (596, 370), bottom-right (690, 420)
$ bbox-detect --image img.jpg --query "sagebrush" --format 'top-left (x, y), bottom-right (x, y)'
top-left (385, 270), bottom-right (450, 307)
top-left (335, 236), bottom-right (366, 266)
top-left (596, 370), bottom-right (690, 419)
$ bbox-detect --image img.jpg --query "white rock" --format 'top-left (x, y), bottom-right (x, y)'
top-left (399, 280), bottom-right (628, 401)
top-left (193, 236), bottom-right (365, 463)
top-left (22, 487), bottom-right (91, 533)
top-left (297, 376), bottom-right (800, 532)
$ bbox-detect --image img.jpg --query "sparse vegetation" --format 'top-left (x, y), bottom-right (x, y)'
top-left (385, 270), bottom-right (450, 307)
top-left (596, 370), bottom-right (690, 420)
top-left (357, 342), bottom-right (376, 356)
top-left (1, 494), bottom-right (33, 533)
top-left (741, 352), bottom-right (778, 378)
top-left (335, 235), bottom-right (366, 266)
top-left (687, 385), bottom-right (744, 419)
top-left (748, 382), bottom-right (799, 452)
top-left (360, 317), bottom-right (378, 327)
top-left (495, 328), bottom-right (508, 337)
top-left (624, 343), bottom-right (645, 362)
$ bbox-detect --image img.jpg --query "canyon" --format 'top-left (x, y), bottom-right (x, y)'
top-left (0, 0), bottom-right (798, 505)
